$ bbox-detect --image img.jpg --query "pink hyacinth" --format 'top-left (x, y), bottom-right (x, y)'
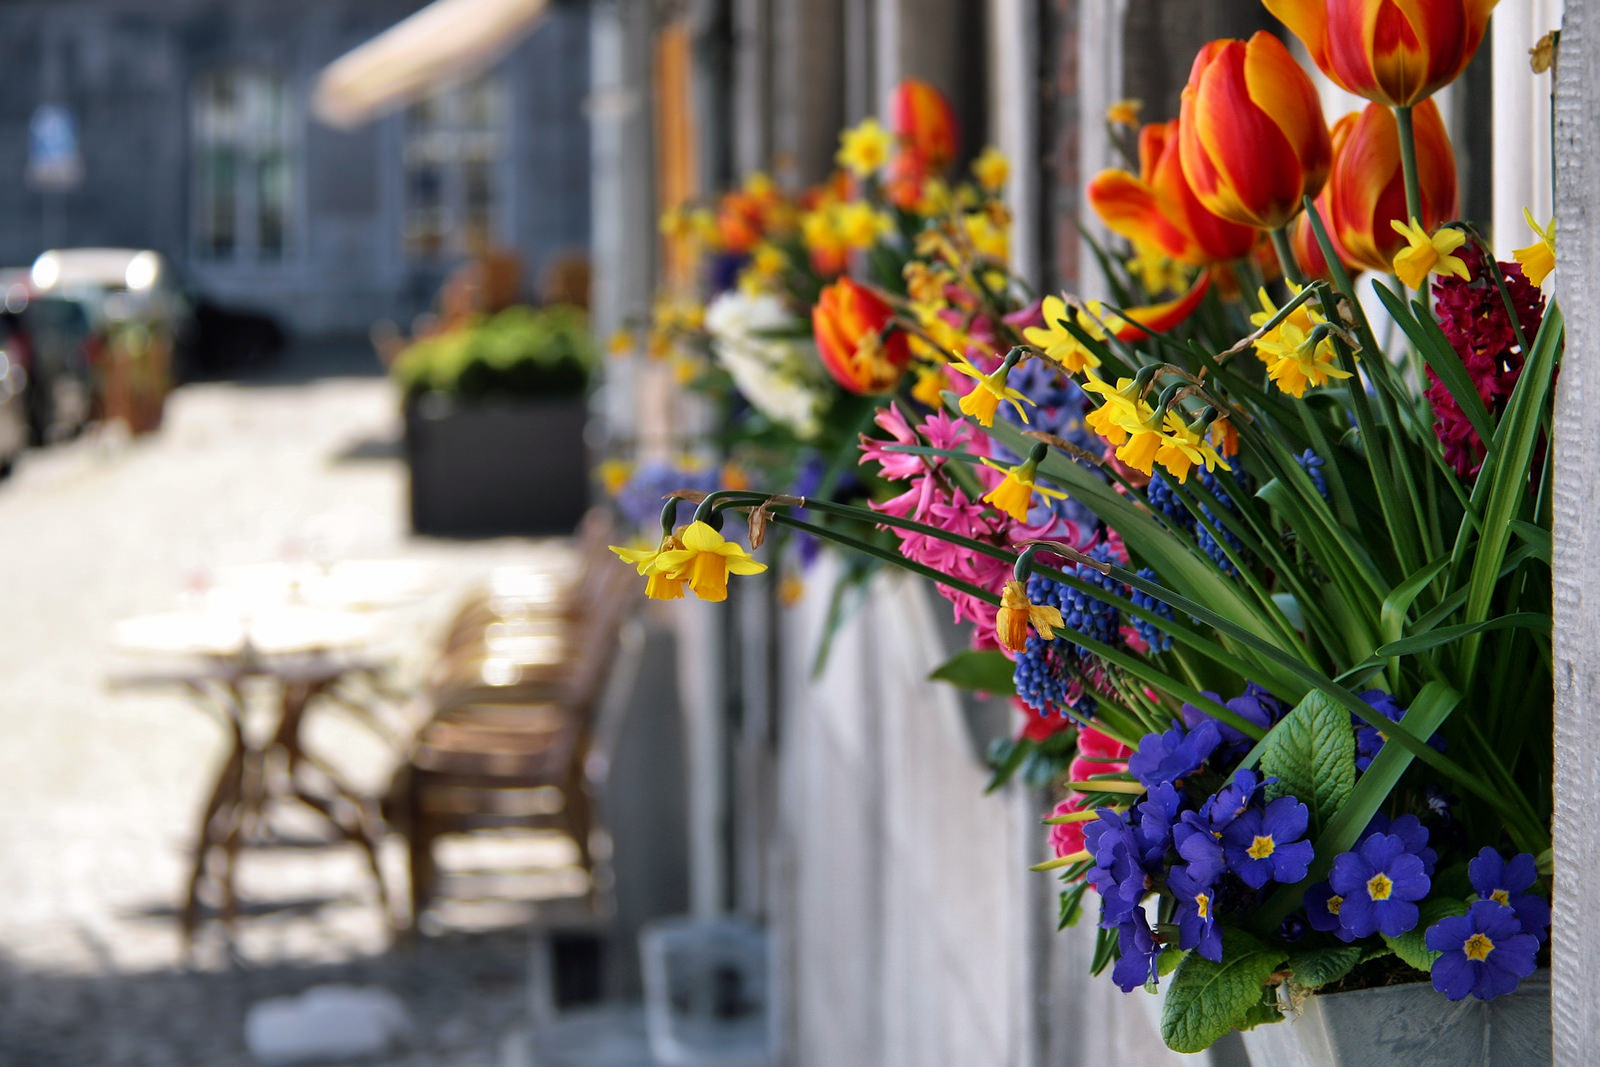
top-left (859, 402), bottom-right (926, 481)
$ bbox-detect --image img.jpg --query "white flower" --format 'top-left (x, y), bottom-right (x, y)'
top-left (704, 292), bottom-right (827, 439)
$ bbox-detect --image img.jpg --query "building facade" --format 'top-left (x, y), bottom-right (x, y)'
top-left (0, 0), bottom-right (591, 335)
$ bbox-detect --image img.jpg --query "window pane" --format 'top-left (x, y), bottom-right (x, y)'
top-left (257, 150), bottom-right (288, 259)
top-left (404, 76), bottom-right (503, 260)
top-left (193, 68), bottom-right (293, 262)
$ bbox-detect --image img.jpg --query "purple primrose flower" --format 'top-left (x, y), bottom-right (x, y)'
top-left (1425, 900), bottom-right (1539, 1001)
top-left (1128, 719), bottom-right (1222, 789)
top-left (1328, 831), bottom-right (1432, 938)
top-left (1221, 795), bottom-right (1315, 889)
top-left (1468, 848), bottom-right (1551, 942)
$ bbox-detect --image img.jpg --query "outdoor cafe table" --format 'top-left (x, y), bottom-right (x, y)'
top-left (111, 604), bottom-right (398, 943)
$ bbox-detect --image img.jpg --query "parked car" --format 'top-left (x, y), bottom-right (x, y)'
top-left (0, 271), bottom-right (96, 443)
top-left (0, 315), bottom-right (31, 476)
top-left (30, 249), bottom-right (182, 433)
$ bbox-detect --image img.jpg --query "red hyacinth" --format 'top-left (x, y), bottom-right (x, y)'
top-left (1427, 244), bottom-right (1545, 479)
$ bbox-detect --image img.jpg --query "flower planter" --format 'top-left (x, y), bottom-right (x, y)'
top-left (404, 391), bottom-right (590, 537)
top-left (1239, 971), bottom-right (1549, 1066)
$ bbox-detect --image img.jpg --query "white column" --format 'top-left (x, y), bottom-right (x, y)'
top-left (1551, 3), bottom-right (1597, 1062)
top-left (988, 0), bottom-right (1043, 287)
top-left (1075, 0), bottom-right (1127, 296)
top-left (1493, 0), bottom-right (1563, 257)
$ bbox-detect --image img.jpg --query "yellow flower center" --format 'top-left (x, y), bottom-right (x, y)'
top-left (1326, 894), bottom-right (1343, 916)
top-left (1367, 872), bottom-right (1394, 901)
top-left (1463, 933), bottom-right (1495, 962)
top-left (1246, 835), bottom-right (1275, 860)
top-left (1491, 889), bottom-right (1510, 907)
top-left (1195, 893), bottom-right (1210, 920)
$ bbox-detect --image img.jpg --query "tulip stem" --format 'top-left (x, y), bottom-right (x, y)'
top-left (1269, 227), bottom-right (1306, 288)
top-left (1394, 104), bottom-right (1425, 226)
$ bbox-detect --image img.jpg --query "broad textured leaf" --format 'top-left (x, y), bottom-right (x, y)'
top-left (1255, 684), bottom-right (1460, 930)
top-left (1236, 988), bottom-right (1285, 1031)
top-left (1160, 928), bottom-right (1286, 1054)
top-left (1259, 691), bottom-right (1357, 832)
top-left (1287, 944), bottom-right (1363, 989)
top-left (1384, 898), bottom-right (1468, 973)
top-left (929, 649), bottom-right (1017, 693)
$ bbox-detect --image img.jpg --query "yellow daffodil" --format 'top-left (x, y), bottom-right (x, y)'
top-left (918, 177), bottom-right (954, 215)
top-left (779, 572), bottom-right (805, 607)
top-left (672, 353), bottom-right (701, 385)
top-left (836, 118), bottom-right (895, 178)
top-left (910, 362), bottom-right (949, 408)
top-left (1116, 420), bottom-right (1164, 476)
top-left (606, 329), bottom-right (634, 358)
top-left (1154, 411), bottom-right (1230, 484)
top-left (659, 205), bottom-right (695, 243)
top-left (1513, 208), bottom-right (1555, 287)
top-left (1390, 218), bottom-right (1471, 289)
top-left (972, 146), bottom-right (1010, 193)
top-left (597, 458), bottom-right (633, 497)
top-left (995, 579), bottom-right (1066, 652)
top-left (738, 242), bottom-right (788, 294)
top-left (652, 521), bottom-right (767, 602)
top-left (1079, 373), bottom-right (1144, 446)
top-left (903, 261), bottom-right (951, 305)
top-left (964, 208), bottom-right (1011, 262)
top-left (950, 354), bottom-right (1035, 427)
top-left (1209, 416), bottom-right (1239, 460)
top-left (1106, 98), bottom-right (1143, 127)
top-left (1249, 287), bottom-right (1353, 399)
top-left (836, 201), bottom-right (894, 249)
top-left (1126, 241), bottom-right (1191, 296)
top-left (611, 534), bottom-right (689, 601)
top-left (979, 456), bottom-right (1069, 523)
top-left (1023, 296), bottom-right (1104, 374)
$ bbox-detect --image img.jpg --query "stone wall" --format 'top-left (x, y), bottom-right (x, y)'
top-left (0, 0), bottom-right (590, 335)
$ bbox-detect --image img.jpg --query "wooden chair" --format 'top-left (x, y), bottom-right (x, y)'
top-left (393, 545), bottom-right (643, 932)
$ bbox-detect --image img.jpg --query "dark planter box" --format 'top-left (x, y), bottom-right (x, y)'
top-left (405, 392), bottom-right (590, 537)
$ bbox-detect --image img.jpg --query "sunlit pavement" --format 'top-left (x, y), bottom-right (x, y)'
top-left (0, 356), bottom-right (542, 1065)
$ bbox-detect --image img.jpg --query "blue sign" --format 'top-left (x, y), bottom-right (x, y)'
top-left (27, 104), bottom-right (82, 190)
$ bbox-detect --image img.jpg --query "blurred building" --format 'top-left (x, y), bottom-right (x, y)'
top-left (0, 0), bottom-right (591, 335)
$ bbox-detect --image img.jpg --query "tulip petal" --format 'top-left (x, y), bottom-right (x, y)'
top-left (1185, 41), bottom-right (1305, 228)
top-left (1106, 272), bottom-right (1213, 342)
top-left (1087, 170), bottom-right (1192, 261)
top-left (1243, 31), bottom-right (1332, 200)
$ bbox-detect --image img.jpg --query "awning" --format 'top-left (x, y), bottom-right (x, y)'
top-left (312, 0), bottom-right (550, 128)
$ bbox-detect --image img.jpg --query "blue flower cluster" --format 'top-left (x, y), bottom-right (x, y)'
top-left (1083, 700), bottom-right (1317, 992)
top-left (1012, 546), bottom-right (1125, 720)
top-left (1351, 690), bottom-right (1447, 772)
top-left (1305, 814), bottom-right (1436, 941)
top-left (1195, 468), bottom-right (1248, 576)
top-left (1144, 471), bottom-right (1194, 535)
top-left (1295, 449), bottom-right (1329, 501)
top-left (1422, 848), bottom-right (1549, 1001)
top-left (1129, 568), bottom-right (1174, 652)
top-left (615, 460), bottom-right (720, 529)
top-left (1179, 684), bottom-right (1288, 764)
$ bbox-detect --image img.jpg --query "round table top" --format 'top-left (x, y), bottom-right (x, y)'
top-left (112, 605), bottom-right (379, 660)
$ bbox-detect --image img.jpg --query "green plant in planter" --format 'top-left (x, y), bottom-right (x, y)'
top-left (393, 304), bottom-right (596, 402)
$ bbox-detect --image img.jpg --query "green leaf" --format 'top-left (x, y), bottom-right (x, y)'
top-left (1258, 691), bottom-right (1357, 833)
top-left (1159, 948), bottom-right (1188, 978)
top-left (1287, 944), bottom-right (1363, 990)
top-left (984, 737), bottom-right (1030, 794)
top-left (1384, 898), bottom-right (1468, 973)
top-left (1160, 928), bottom-right (1287, 1054)
top-left (1371, 612), bottom-right (1549, 658)
top-left (1373, 281), bottom-right (1494, 446)
top-left (929, 649), bottom-right (1017, 693)
top-left (1058, 881), bottom-right (1090, 930)
top-left (1254, 683), bottom-right (1460, 929)
top-left (1236, 988), bottom-right (1285, 1032)
top-left (1379, 556), bottom-right (1450, 644)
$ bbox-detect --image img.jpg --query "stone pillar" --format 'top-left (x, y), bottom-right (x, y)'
top-left (1551, 3), bottom-right (1597, 1062)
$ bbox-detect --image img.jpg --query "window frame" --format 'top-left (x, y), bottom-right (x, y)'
top-left (189, 66), bottom-right (303, 270)
top-left (400, 73), bottom-right (510, 263)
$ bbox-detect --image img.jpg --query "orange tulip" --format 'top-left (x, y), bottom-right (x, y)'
top-left (1325, 98), bottom-right (1457, 274)
top-left (1289, 112), bottom-right (1359, 280)
top-left (1265, 0), bottom-right (1496, 108)
top-left (717, 190), bottom-right (765, 255)
top-left (890, 79), bottom-right (959, 170)
top-left (1178, 32), bottom-right (1332, 231)
top-left (812, 278), bottom-right (912, 394)
top-left (1088, 120), bottom-right (1258, 267)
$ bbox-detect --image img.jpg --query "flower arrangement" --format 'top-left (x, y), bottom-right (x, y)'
top-left (612, 2), bottom-right (1559, 1052)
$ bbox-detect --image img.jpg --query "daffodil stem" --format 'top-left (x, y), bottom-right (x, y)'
top-left (1394, 104), bottom-right (1425, 226)
top-left (1269, 227), bottom-right (1306, 288)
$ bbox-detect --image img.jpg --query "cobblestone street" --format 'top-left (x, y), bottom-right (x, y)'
top-left (0, 358), bottom-right (544, 1065)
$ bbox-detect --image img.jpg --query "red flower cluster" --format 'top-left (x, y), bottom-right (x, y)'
top-left (1427, 245), bottom-right (1546, 478)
